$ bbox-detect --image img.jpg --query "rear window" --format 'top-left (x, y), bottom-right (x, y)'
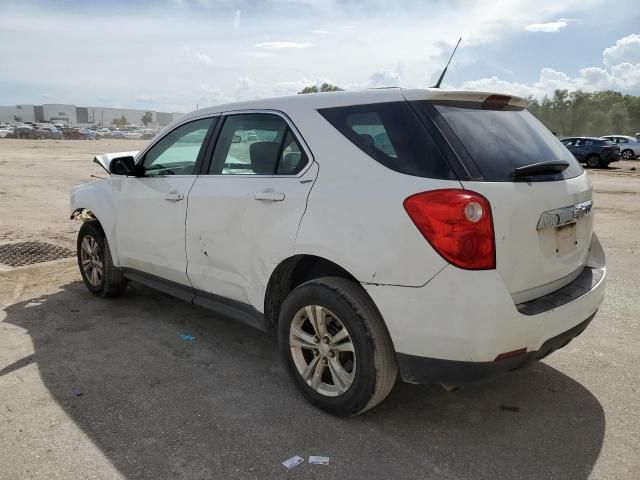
top-left (412, 101), bottom-right (583, 182)
top-left (318, 102), bottom-right (456, 179)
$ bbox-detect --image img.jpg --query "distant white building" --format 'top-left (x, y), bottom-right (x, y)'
top-left (0, 105), bottom-right (36, 124)
top-left (0, 103), bottom-right (180, 127)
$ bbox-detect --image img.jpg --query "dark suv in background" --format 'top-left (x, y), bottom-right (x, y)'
top-left (561, 137), bottom-right (620, 168)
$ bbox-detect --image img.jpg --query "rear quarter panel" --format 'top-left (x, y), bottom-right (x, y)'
top-left (287, 102), bottom-right (458, 287)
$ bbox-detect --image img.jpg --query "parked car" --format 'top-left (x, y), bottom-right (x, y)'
top-left (80, 128), bottom-right (98, 140)
top-left (560, 136), bottom-right (620, 167)
top-left (123, 131), bottom-right (143, 140)
top-left (34, 126), bottom-right (63, 140)
top-left (61, 127), bottom-right (97, 140)
top-left (61, 127), bottom-right (84, 140)
top-left (71, 89), bottom-right (606, 416)
top-left (601, 135), bottom-right (640, 160)
top-left (140, 128), bottom-right (157, 140)
top-left (8, 125), bottom-right (40, 139)
top-left (0, 125), bottom-right (13, 138)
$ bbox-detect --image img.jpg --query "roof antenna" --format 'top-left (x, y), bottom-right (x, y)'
top-left (433, 37), bottom-right (462, 88)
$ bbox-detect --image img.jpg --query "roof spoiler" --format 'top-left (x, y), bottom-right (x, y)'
top-left (401, 89), bottom-right (528, 108)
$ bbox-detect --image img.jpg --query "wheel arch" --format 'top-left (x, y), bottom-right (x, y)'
top-left (70, 181), bottom-right (119, 264)
top-left (264, 254), bottom-right (363, 333)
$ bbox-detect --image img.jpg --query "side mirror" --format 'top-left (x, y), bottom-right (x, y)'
top-left (109, 156), bottom-right (136, 175)
top-left (232, 135), bottom-right (241, 143)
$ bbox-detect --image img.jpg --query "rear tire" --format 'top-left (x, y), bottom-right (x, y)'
top-left (586, 154), bottom-right (603, 168)
top-left (77, 221), bottom-right (128, 298)
top-left (278, 276), bottom-right (397, 416)
top-left (622, 149), bottom-right (634, 160)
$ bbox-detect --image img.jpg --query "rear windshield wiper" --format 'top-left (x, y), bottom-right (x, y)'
top-left (513, 160), bottom-right (569, 178)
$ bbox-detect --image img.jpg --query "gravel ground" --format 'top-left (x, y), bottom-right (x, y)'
top-left (0, 139), bottom-right (639, 479)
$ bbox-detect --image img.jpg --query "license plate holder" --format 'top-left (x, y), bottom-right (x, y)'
top-left (555, 223), bottom-right (577, 256)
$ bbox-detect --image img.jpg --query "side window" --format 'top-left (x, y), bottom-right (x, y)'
top-left (574, 139), bottom-right (584, 147)
top-left (585, 140), bottom-right (594, 146)
top-left (278, 130), bottom-right (307, 174)
top-left (318, 102), bottom-right (456, 179)
top-left (348, 112), bottom-right (398, 158)
top-left (142, 118), bottom-right (215, 176)
top-left (210, 113), bottom-right (308, 175)
top-left (618, 137), bottom-right (628, 144)
top-left (562, 139), bottom-right (574, 147)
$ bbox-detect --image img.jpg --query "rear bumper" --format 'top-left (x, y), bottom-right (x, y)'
top-left (363, 233), bottom-right (606, 383)
top-left (397, 312), bottom-right (596, 385)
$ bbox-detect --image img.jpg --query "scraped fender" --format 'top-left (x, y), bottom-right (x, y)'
top-left (70, 179), bottom-right (121, 265)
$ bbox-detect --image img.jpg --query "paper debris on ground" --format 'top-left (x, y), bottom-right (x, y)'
top-left (309, 455), bottom-right (330, 465)
top-left (282, 455), bottom-right (304, 470)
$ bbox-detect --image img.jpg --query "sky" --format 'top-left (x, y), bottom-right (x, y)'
top-left (0, 0), bottom-right (639, 112)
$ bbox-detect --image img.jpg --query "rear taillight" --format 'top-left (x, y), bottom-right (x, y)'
top-left (403, 189), bottom-right (496, 270)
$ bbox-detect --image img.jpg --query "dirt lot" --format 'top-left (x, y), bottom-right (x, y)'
top-left (0, 139), bottom-right (639, 479)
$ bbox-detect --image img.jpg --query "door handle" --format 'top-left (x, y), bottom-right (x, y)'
top-left (164, 191), bottom-right (185, 202)
top-left (254, 191), bottom-right (285, 202)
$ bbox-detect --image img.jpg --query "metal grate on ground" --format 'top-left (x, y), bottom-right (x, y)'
top-left (0, 241), bottom-right (74, 267)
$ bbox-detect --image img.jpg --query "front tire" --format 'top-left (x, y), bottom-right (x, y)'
top-left (278, 277), bottom-right (397, 416)
top-left (77, 221), bottom-right (128, 298)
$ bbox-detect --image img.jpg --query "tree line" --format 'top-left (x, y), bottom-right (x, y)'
top-left (526, 90), bottom-right (640, 137)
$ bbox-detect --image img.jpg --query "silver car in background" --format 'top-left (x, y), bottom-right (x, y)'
top-left (601, 135), bottom-right (640, 160)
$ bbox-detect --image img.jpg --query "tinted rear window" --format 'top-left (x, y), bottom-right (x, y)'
top-left (412, 101), bottom-right (583, 182)
top-left (318, 102), bottom-right (456, 179)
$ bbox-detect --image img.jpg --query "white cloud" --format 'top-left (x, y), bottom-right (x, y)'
top-left (236, 76), bottom-right (254, 90)
top-left (194, 52), bottom-right (212, 64)
top-left (368, 70), bottom-right (400, 87)
top-left (524, 20), bottom-right (568, 32)
top-left (459, 32), bottom-right (640, 98)
top-left (603, 33), bottom-right (640, 66)
top-left (254, 41), bottom-right (314, 49)
top-left (460, 63), bottom-right (640, 99)
top-left (197, 85), bottom-right (232, 106)
top-left (242, 51), bottom-right (278, 58)
top-left (235, 76), bottom-right (259, 99)
top-left (233, 10), bottom-right (241, 31)
top-left (312, 30), bottom-right (329, 35)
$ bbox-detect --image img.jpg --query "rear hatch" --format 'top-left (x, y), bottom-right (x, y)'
top-left (405, 90), bottom-right (593, 303)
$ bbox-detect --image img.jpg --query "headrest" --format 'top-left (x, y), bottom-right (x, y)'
top-left (357, 133), bottom-right (375, 149)
top-left (249, 142), bottom-right (279, 175)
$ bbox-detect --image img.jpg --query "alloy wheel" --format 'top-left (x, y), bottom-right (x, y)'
top-left (622, 150), bottom-right (633, 160)
top-left (80, 235), bottom-right (104, 286)
top-left (289, 305), bottom-right (356, 397)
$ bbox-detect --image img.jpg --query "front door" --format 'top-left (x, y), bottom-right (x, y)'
top-left (186, 112), bottom-right (317, 309)
top-left (115, 116), bottom-right (217, 285)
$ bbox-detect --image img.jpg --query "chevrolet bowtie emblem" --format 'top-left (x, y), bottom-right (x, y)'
top-left (537, 200), bottom-right (593, 230)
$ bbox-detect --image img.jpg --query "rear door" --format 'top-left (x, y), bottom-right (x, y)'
top-left (185, 112), bottom-right (317, 308)
top-left (409, 97), bottom-right (592, 303)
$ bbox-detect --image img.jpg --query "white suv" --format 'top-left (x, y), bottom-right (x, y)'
top-left (70, 88), bottom-right (606, 416)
